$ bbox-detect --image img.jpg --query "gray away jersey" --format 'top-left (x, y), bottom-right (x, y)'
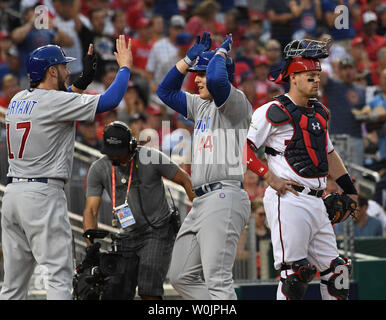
top-left (6, 88), bottom-right (100, 182)
top-left (186, 85), bottom-right (252, 188)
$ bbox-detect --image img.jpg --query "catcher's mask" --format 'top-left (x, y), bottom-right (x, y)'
top-left (102, 121), bottom-right (137, 157)
top-left (268, 39), bottom-right (330, 84)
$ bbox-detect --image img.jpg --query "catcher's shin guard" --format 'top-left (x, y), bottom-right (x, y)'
top-left (320, 257), bottom-right (352, 300)
top-left (280, 259), bottom-right (317, 300)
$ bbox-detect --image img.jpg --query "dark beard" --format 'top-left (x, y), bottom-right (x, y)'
top-left (57, 74), bottom-right (68, 92)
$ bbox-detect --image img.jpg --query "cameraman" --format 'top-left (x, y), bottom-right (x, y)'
top-left (82, 121), bottom-right (195, 300)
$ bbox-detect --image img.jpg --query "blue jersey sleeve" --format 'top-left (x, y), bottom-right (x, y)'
top-left (206, 54), bottom-right (231, 107)
top-left (96, 67), bottom-right (131, 114)
top-left (156, 66), bottom-right (188, 117)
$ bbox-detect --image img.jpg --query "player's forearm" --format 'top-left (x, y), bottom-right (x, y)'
top-left (96, 66), bottom-right (131, 113)
top-left (206, 54), bottom-right (231, 107)
top-left (244, 139), bottom-right (269, 177)
top-left (156, 65), bottom-right (188, 117)
top-left (328, 151), bottom-right (357, 195)
top-left (327, 150), bottom-right (348, 181)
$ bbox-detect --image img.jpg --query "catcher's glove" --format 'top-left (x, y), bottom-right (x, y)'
top-left (323, 192), bottom-right (358, 224)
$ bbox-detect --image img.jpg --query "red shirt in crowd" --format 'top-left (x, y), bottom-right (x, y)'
top-left (130, 37), bottom-right (155, 71)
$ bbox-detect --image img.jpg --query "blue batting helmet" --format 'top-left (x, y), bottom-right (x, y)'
top-left (26, 45), bottom-right (76, 82)
top-left (188, 50), bottom-right (235, 82)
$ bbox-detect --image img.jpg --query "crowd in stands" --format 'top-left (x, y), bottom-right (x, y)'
top-left (1, 0), bottom-right (386, 270)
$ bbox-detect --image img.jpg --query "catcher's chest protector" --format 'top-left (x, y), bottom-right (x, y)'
top-left (267, 94), bottom-right (329, 178)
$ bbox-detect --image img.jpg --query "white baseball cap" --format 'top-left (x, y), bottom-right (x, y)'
top-left (170, 15), bottom-right (186, 28)
top-left (363, 11), bottom-right (377, 24)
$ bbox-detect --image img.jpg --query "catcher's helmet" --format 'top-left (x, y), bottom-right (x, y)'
top-left (188, 50), bottom-right (235, 82)
top-left (26, 44), bottom-right (76, 82)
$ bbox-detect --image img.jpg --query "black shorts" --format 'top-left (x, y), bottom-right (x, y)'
top-left (102, 221), bottom-right (175, 299)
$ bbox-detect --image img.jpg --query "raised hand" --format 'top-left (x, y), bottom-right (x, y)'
top-left (72, 43), bottom-right (97, 90)
top-left (114, 35), bottom-right (133, 69)
top-left (186, 32), bottom-right (212, 62)
top-left (218, 34), bottom-right (233, 54)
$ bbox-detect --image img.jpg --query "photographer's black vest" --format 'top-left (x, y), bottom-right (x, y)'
top-left (266, 94), bottom-right (329, 178)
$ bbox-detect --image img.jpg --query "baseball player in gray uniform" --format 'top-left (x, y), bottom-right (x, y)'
top-left (157, 33), bottom-right (252, 300)
top-left (0, 35), bottom-right (132, 300)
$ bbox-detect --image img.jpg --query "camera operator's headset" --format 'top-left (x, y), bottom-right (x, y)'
top-left (104, 121), bottom-right (138, 155)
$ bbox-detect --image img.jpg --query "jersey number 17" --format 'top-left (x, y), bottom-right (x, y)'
top-left (6, 121), bottom-right (31, 159)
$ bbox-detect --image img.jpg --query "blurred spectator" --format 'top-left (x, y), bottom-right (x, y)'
top-left (146, 15), bottom-right (186, 102)
top-left (266, 0), bottom-right (296, 47)
top-left (128, 111), bottom-right (147, 141)
top-left (186, 0), bottom-right (226, 45)
top-left (358, 11), bottom-right (386, 62)
top-left (377, 3), bottom-right (386, 36)
top-left (53, 0), bottom-right (83, 83)
top-left (244, 169), bottom-right (267, 201)
top-left (321, 56), bottom-right (366, 166)
top-left (152, 32), bottom-right (195, 101)
top-left (0, 32), bottom-right (11, 65)
top-left (335, 195), bottom-right (383, 238)
top-left (369, 45), bottom-right (386, 87)
top-left (0, 74), bottom-right (20, 113)
top-left (374, 163), bottom-right (386, 210)
top-left (289, 0), bottom-right (323, 40)
top-left (75, 7), bottom-right (116, 81)
top-left (120, 80), bottom-right (146, 120)
top-left (96, 109), bottom-right (118, 141)
top-left (111, 9), bottom-right (131, 39)
top-left (245, 11), bottom-right (269, 49)
top-left (130, 17), bottom-right (155, 81)
top-left (162, 113), bottom-right (193, 159)
top-left (11, 4), bottom-right (73, 77)
top-left (250, 198), bottom-right (271, 279)
top-left (126, 0), bottom-right (155, 32)
top-left (367, 69), bottom-right (386, 162)
top-left (150, 14), bottom-right (165, 41)
top-left (349, 36), bottom-right (371, 76)
top-left (264, 39), bottom-right (288, 92)
top-left (223, 8), bottom-right (248, 49)
top-left (0, 45), bottom-right (24, 90)
top-left (253, 54), bottom-right (283, 108)
top-left (319, 33), bottom-right (348, 78)
top-left (367, 197), bottom-right (386, 236)
top-left (76, 120), bottom-right (103, 151)
top-left (235, 198), bottom-right (271, 279)
top-left (235, 33), bottom-right (260, 70)
top-left (238, 70), bottom-right (259, 110)
top-left (321, 0), bottom-right (359, 50)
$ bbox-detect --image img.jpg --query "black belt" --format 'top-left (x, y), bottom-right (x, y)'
top-left (7, 177), bottom-right (49, 184)
top-left (194, 182), bottom-right (244, 197)
top-left (265, 147), bottom-right (283, 156)
top-left (291, 185), bottom-right (324, 198)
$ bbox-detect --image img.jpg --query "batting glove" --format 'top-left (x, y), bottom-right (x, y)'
top-left (73, 51), bottom-right (98, 90)
top-left (217, 34), bottom-right (233, 55)
top-left (184, 32), bottom-right (212, 66)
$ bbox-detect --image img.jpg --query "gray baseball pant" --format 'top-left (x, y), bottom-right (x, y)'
top-left (0, 181), bottom-right (73, 300)
top-left (169, 185), bottom-right (250, 300)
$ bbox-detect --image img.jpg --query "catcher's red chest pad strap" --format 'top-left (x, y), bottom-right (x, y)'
top-left (266, 94), bottom-right (330, 178)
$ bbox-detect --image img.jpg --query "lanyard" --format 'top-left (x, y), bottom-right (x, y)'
top-left (112, 159), bottom-right (134, 211)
